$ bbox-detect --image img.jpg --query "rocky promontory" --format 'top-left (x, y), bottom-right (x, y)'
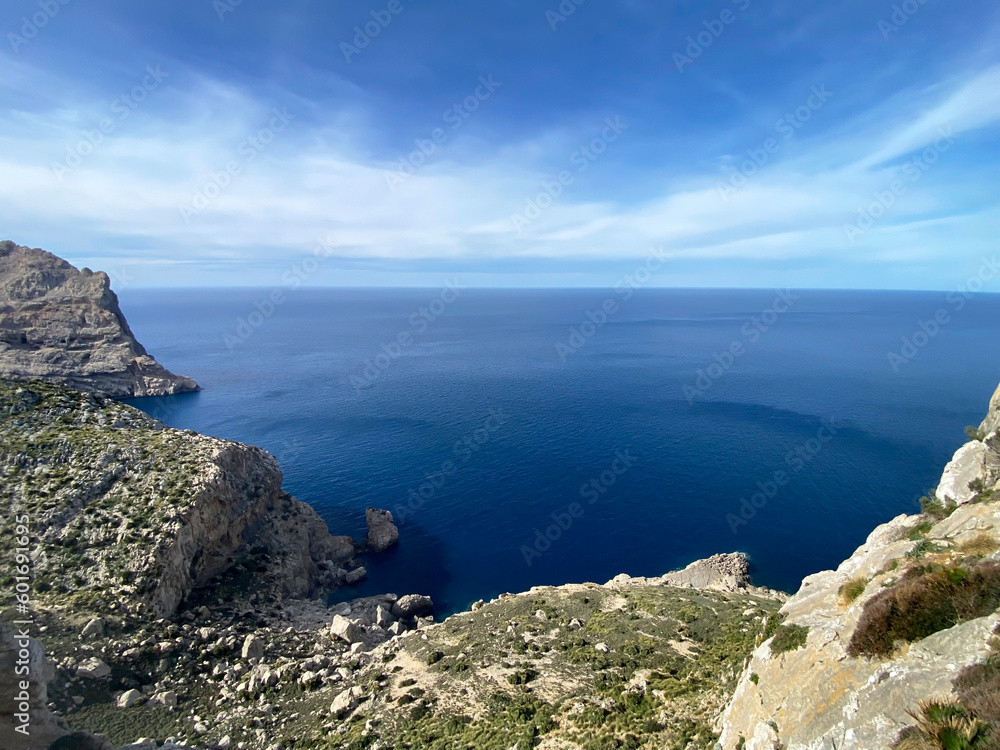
top-left (0, 241), bottom-right (198, 398)
top-left (717, 383), bottom-right (1000, 750)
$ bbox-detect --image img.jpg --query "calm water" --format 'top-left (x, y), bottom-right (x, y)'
top-left (121, 288), bottom-right (1000, 616)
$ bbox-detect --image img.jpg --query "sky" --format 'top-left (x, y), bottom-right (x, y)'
top-left (0, 0), bottom-right (998, 289)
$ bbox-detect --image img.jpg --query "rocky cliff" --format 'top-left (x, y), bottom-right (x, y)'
top-left (0, 379), bottom-right (359, 623)
top-left (717, 385), bottom-right (1000, 750)
top-left (0, 241), bottom-right (198, 398)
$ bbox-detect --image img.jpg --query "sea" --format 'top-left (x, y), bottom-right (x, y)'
top-left (119, 287), bottom-right (1000, 617)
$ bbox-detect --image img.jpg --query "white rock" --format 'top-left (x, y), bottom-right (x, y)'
top-left (117, 689), bottom-right (145, 708)
top-left (80, 617), bottom-right (104, 639)
top-left (76, 657), bottom-right (111, 679)
top-left (241, 634), bottom-right (265, 661)
top-left (330, 615), bottom-right (364, 644)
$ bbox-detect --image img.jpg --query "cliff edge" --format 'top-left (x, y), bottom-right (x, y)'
top-left (717, 383), bottom-right (1000, 750)
top-left (0, 241), bottom-right (198, 398)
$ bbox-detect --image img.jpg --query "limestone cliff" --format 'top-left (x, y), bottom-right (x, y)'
top-left (0, 241), bottom-right (198, 398)
top-left (0, 379), bottom-right (357, 623)
top-left (717, 385), bottom-right (1000, 750)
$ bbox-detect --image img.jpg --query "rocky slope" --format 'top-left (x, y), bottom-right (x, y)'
top-left (0, 378), bottom-right (370, 749)
top-left (0, 379), bottom-right (360, 622)
top-left (717, 383), bottom-right (1000, 750)
top-left (0, 241), bottom-right (198, 398)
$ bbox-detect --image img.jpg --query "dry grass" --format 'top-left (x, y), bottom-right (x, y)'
top-left (848, 561), bottom-right (1000, 659)
top-left (839, 576), bottom-right (870, 607)
top-left (958, 534), bottom-right (999, 558)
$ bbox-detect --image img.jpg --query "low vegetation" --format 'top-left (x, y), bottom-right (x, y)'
top-left (287, 585), bottom-right (782, 750)
top-left (849, 562), bottom-right (1000, 659)
top-left (839, 576), bottom-right (870, 606)
top-left (920, 491), bottom-right (959, 521)
top-left (770, 624), bottom-right (809, 655)
top-left (896, 699), bottom-right (992, 750)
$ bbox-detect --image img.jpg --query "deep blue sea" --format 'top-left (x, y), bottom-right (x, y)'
top-left (120, 288), bottom-right (1000, 617)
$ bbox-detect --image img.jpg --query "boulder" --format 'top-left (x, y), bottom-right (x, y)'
top-left (80, 617), bottom-right (104, 639)
top-left (241, 634), bottom-right (265, 661)
top-left (152, 690), bottom-right (178, 708)
top-left (116, 689), bottom-right (145, 708)
top-left (331, 615), bottom-right (364, 644)
top-left (345, 566), bottom-right (367, 585)
top-left (330, 686), bottom-right (363, 717)
top-left (365, 508), bottom-right (400, 552)
top-left (76, 657), bottom-right (111, 680)
top-left (391, 594), bottom-right (434, 620)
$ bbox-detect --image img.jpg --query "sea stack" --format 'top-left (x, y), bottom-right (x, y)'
top-left (0, 240), bottom-right (199, 398)
top-left (366, 507), bottom-right (400, 552)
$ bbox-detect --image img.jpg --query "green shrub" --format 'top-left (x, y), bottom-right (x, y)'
top-left (507, 669), bottom-right (537, 685)
top-left (909, 522), bottom-right (934, 541)
top-left (921, 492), bottom-right (958, 521)
top-left (896, 699), bottom-right (992, 750)
top-left (966, 426), bottom-right (987, 442)
top-left (849, 562), bottom-right (1000, 658)
top-left (770, 624), bottom-right (809, 655)
top-left (908, 539), bottom-right (946, 559)
top-left (839, 576), bottom-right (870, 605)
top-left (750, 673), bottom-right (759, 685)
top-left (425, 651), bottom-right (444, 665)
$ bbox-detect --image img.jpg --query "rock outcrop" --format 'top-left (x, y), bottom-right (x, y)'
top-left (606, 552), bottom-right (783, 598)
top-left (365, 507), bottom-right (399, 552)
top-left (0, 379), bottom-right (357, 621)
top-left (0, 241), bottom-right (198, 398)
top-left (716, 385), bottom-right (1000, 750)
top-left (0, 622), bottom-right (69, 750)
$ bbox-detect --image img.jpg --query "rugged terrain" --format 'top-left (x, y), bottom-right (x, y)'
top-left (1, 238), bottom-right (999, 750)
top-left (0, 378), bottom-right (386, 750)
top-left (0, 379), bottom-right (789, 750)
top-left (0, 241), bottom-right (198, 398)
top-left (718, 382), bottom-right (1000, 750)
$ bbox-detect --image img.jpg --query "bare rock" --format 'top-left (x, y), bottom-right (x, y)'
top-left (391, 594), bottom-right (434, 620)
top-left (331, 615), bottom-right (364, 645)
top-left (0, 240), bottom-right (199, 397)
top-left (152, 690), bottom-right (178, 708)
top-left (76, 657), bottom-right (112, 680)
top-left (375, 605), bottom-right (394, 629)
top-left (241, 635), bottom-right (265, 661)
top-left (81, 617), bottom-right (105, 639)
top-left (365, 508), bottom-right (399, 552)
top-left (330, 686), bottom-right (363, 717)
top-left (344, 566), bottom-right (367, 585)
top-left (116, 689), bottom-right (145, 708)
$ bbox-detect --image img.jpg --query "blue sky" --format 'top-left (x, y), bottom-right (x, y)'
top-left (1, 0), bottom-right (998, 288)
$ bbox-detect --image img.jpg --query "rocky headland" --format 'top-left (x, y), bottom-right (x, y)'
top-left (0, 241), bottom-right (198, 398)
top-left (1, 244), bottom-right (999, 750)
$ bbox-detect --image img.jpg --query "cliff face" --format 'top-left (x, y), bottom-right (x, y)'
top-left (717, 386), bottom-right (1000, 750)
top-left (0, 241), bottom-right (198, 398)
top-left (0, 379), bottom-right (357, 622)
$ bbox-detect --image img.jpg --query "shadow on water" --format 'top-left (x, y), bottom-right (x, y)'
top-left (127, 389), bottom-right (204, 425)
top-left (327, 521), bottom-right (459, 617)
